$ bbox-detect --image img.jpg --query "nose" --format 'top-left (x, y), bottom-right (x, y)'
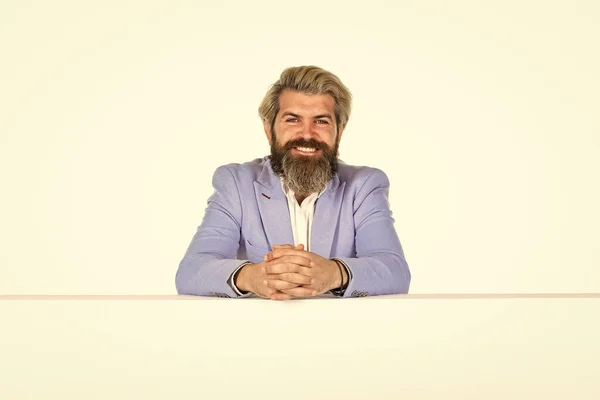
top-left (298, 120), bottom-right (318, 140)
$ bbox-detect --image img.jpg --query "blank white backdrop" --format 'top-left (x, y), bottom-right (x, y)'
top-left (1, 0), bottom-right (598, 294)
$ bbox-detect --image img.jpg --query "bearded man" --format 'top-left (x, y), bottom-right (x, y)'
top-left (176, 66), bottom-right (411, 299)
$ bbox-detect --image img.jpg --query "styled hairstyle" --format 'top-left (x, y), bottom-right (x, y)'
top-left (258, 66), bottom-right (352, 134)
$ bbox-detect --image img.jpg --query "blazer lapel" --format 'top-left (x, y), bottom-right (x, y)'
top-left (310, 175), bottom-right (346, 259)
top-left (254, 159), bottom-right (294, 249)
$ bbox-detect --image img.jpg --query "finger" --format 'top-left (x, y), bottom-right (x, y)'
top-left (264, 279), bottom-right (300, 290)
top-left (256, 287), bottom-right (280, 300)
top-left (267, 272), bottom-right (313, 285)
top-left (266, 250), bottom-right (313, 263)
top-left (272, 244), bottom-right (296, 250)
top-left (268, 249), bottom-right (315, 262)
top-left (280, 287), bottom-right (317, 297)
top-left (267, 244), bottom-right (295, 260)
top-left (270, 292), bottom-right (293, 301)
top-left (267, 255), bottom-right (312, 268)
top-left (264, 263), bottom-right (313, 276)
top-left (272, 243), bottom-right (305, 250)
top-left (266, 244), bottom-right (306, 261)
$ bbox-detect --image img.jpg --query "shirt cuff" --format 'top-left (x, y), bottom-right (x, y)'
top-left (228, 261), bottom-right (252, 297)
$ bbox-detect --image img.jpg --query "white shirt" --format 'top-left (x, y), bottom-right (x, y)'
top-left (282, 182), bottom-right (324, 251)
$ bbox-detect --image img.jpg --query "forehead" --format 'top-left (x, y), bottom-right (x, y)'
top-left (278, 90), bottom-right (335, 116)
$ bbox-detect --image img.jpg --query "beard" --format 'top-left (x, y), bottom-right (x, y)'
top-left (269, 134), bottom-right (339, 196)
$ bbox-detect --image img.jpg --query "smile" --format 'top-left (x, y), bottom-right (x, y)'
top-left (293, 147), bottom-right (319, 154)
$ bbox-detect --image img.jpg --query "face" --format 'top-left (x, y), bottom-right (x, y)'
top-left (265, 90), bottom-right (342, 155)
top-left (265, 90), bottom-right (345, 195)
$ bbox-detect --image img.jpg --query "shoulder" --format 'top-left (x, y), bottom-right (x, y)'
top-left (336, 161), bottom-right (392, 212)
top-left (212, 157), bottom-right (267, 182)
top-left (336, 160), bottom-right (390, 190)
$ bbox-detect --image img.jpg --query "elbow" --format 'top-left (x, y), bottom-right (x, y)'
top-left (174, 265), bottom-right (186, 295)
top-left (399, 264), bottom-right (411, 294)
top-left (390, 253), bottom-right (411, 294)
top-left (175, 257), bottom-right (201, 296)
top-left (174, 261), bottom-right (188, 295)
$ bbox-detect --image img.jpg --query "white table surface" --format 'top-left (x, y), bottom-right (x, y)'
top-left (1, 294), bottom-right (599, 399)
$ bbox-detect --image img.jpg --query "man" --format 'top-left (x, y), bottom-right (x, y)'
top-left (176, 66), bottom-right (410, 299)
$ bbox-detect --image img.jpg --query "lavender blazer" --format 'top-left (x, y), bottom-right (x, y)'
top-left (175, 157), bottom-right (411, 297)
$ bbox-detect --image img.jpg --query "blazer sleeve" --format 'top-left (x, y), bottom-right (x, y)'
top-left (336, 168), bottom-right (411, 296)
top-left (175, 165), bottom-right (248, 297)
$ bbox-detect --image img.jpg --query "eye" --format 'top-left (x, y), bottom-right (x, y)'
top-left (316, 119), bottom-right (329, 125)
top-left (285, 118), bottom-right (298, 123)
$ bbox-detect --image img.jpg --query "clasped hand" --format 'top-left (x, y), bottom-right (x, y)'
top-left (239, 244), bottom-right (341, 300)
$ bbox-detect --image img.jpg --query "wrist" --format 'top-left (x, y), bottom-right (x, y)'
top-left (330, 259), bottom-right (349, 291)
top-left (329, 260), bottom-right (343, 291)
top-left (235, 263), bottom-right (254, 293)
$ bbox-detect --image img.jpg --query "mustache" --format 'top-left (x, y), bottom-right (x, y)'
top-left (282, 139), bottom-right (328, 152)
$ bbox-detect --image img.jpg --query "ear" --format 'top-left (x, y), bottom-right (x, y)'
top-left (263, 119), bottom-right (273, 145)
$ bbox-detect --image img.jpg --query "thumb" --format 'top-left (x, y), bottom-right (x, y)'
top-left (272, 244), bottom-right (296, 250)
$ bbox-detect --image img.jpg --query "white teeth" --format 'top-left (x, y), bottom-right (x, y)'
top-left (296, 147), bottom-right (316, 153)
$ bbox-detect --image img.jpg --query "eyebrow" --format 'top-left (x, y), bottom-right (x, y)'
top-left (281, 112), bottom-right (333, 121)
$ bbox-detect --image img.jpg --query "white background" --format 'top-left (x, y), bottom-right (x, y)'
top-left (1, 0), bottom-right (598, 294)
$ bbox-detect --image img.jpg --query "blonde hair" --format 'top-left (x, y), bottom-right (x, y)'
top-left (258, 66), bottom-right (352, 134)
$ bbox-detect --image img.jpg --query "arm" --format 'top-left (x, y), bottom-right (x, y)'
top-left (336, 168), bottom-right (411, 296)
top-left (175, 165), bottom-right (248, 297)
